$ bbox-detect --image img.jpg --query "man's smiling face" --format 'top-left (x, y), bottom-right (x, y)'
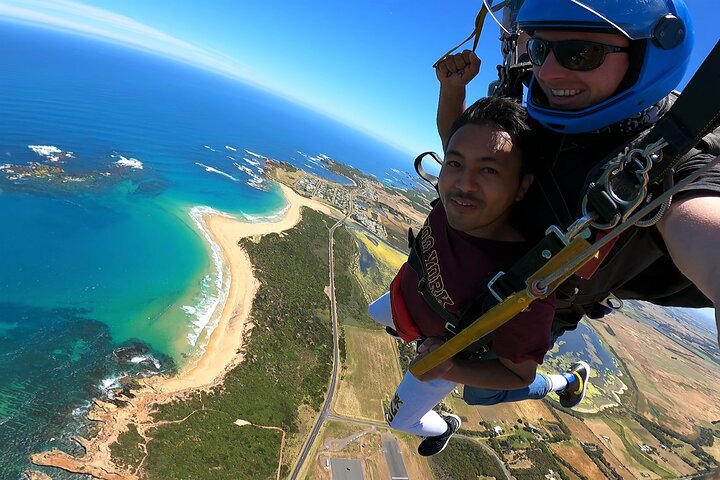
top-left (532, 30), bottom-right (630, 110)
top-left (438, 123), bottom-right (531, 239)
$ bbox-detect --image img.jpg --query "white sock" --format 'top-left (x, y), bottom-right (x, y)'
top-left (546, 374), bottom-right (569, 393)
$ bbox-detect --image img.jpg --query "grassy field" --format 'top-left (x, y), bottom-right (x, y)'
top-left (603, 415), bottom-right (676, 478)
top-left (597, 311), bottom-right (720, 436)
top-left (550, 442), bottom-right (607, 480)
top-left (448, 396), bottom-right (555, 434)
top-left (350, 227), bottom-right (406, 304)
top-left (583, 416), bottom-right (670, 479)
top-left (333, 324), bottom-right (402, 422)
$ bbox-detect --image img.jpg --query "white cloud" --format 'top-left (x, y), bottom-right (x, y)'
top-left (0, 0), bottom-right (253, 83)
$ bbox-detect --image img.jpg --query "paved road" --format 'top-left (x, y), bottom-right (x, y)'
top-left (329, 458), bottom-right (363, 480)
top-left (289, 203), bottom-right (350, 480)
top-left (382, 432), bottom-right (409, 480)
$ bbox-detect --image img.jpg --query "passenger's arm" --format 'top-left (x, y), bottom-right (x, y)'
top-left (411, 337), bottom-right (538, 389)
top-left (657, 194), bottom-right (720, 347)
top-left (436, 50), bottom-right (481, 150)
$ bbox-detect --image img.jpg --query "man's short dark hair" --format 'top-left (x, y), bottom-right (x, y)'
top-left (446, 96), bottom-right (532, 173)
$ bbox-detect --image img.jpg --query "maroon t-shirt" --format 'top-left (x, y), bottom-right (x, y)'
top-left (392, 202), bottom-right (555, 364)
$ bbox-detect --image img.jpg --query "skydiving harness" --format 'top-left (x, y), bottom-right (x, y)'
top-left (410, 40), bottom-right (720, 377)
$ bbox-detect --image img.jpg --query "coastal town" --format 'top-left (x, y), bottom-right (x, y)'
top-left (269, 157), bottom-right (434, 251)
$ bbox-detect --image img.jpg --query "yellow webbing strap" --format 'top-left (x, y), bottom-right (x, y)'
top-left (432, 4), bottom-right (489, 68)
top-left (410, 237), bottom-right (595, 377)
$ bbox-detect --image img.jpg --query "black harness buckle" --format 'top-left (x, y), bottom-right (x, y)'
top-left (486, 271), bottom-right (508, 303)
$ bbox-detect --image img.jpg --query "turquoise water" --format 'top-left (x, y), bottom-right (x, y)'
top-left (0, 21), bottom-right (413, 478)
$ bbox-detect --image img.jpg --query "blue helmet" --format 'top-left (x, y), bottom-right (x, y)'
top-left (517, 0), bottom-right (694, 133)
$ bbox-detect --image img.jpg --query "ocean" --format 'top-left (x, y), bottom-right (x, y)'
top-left (0, 21), bottom-right (413, 478)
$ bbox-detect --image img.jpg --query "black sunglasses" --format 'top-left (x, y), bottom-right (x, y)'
top-left (526, 38), bottom-right (629, 71)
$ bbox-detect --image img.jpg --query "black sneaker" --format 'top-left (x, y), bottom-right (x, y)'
top-left (559, 361), bottom-right (591, 409)
top-left (385, 326), bottom-right (400, 338)
top-left (417, 413), bottom-right (461, 456)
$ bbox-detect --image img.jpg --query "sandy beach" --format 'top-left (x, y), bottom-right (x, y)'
top-left (158, 184), bottom-right (336, 394)
top-left (30, 183), bottom-right (339, 480)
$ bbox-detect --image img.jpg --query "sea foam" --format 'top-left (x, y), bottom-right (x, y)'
top-left (185, 206), bottom-right (234, 350)
top-left (28, 145), bottom-right (69, 162)
top-left (244, 149), bottom-right (265, 159)
top-left (130, 355), bottom-right (161, 369)
top-left (240, 202), bottom-right (290, 223)
top-left (196, 162), bottom-right (238, 181)
top-left (111, 154), bottom-right (143, 169)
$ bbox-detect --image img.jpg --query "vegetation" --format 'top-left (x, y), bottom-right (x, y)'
top-left (582, 443), bottom-right (622, 480)
top-left (324, 158), bottom-right (371, 183)
top-left (109, 424), bottom-right (144, 470)
top-left (113, 209), bottom-right (336, 479)
top-left (143, 410), bottom-right (281, 480)
top-left (334, 226), bottom-right (377, 329)
top-left (351, 227), bottom-right (405, 303)
top-left (429, 437), bottom-right (505, 480)
top-left (505, 441), bottom-right (570, 480)
top-left (697, 426), bottom-right (717, 446)
top-left (604, 415), bottom-right (675, 478)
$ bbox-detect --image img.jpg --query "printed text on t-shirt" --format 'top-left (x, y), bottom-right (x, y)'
top-left (420, 226), bottom-right (455, 310)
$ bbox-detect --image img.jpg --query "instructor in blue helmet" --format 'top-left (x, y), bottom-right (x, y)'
top-left (436, 0), bottom-right (720, 352)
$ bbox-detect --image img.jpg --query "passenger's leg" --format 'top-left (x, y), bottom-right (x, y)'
top-left (368, 291), bottom-right (394, 329)
top-left (386, 371), bottom-right (457, 437)
top-left (462, 373), bottom-right (553, 405)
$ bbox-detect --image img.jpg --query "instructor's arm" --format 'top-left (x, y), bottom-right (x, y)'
top-left (657, 195), bottom-right (720, 348)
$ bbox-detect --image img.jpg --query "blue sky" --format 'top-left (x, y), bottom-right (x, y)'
top-left (0, 0), bottom-right (717, 155)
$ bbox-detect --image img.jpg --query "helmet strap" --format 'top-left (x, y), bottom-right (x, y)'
top-left (614, 40), bottom-right (647, 97)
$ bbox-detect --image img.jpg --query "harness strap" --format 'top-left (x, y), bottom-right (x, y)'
top-left (432, 4), bottom-right (488, 68)
top-left (406, 227), bottom-right (461, 333)
top-left (644, 41), bottom-right (720, 186)
top-left (583, 41), bottom-right (720, 228)
top-left (407, 221), bottom-right (567, 344)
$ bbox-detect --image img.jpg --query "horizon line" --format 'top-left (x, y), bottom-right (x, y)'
top-left (0, 2), bottom-right (420, 158)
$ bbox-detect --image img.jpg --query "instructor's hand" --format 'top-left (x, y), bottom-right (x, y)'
top-left (411, 337), bottom-right (454, 381)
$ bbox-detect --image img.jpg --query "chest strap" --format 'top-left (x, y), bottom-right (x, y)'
top-left (407, 223), bottom-right (568, 338)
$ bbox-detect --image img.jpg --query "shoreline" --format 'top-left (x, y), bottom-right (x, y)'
top-left (159, 183), bottom-right (336, 393)
top-left (30, 183), bottom-right (339, 479)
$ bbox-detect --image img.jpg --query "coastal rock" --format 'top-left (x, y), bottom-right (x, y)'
top-left (23, 471), bottom-right (54, 480)
top-left (112, 344), bottom-right (148, 362)
top-left (31, 450), bottom-right (136, 480)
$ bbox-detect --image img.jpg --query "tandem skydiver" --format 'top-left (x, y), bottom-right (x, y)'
top-left (436, 0), bottom-right (720, 348)
top-left (370, 0), bottom-right (720, 459)
top-left (425, 0), bottom-right (719, 464)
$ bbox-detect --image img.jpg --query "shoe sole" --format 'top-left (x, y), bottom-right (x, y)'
top-left (562, 361), bottom-right (591, 408)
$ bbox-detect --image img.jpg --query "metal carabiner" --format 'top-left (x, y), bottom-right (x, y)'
top-left (581, 140), bottom-right (666, 230)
